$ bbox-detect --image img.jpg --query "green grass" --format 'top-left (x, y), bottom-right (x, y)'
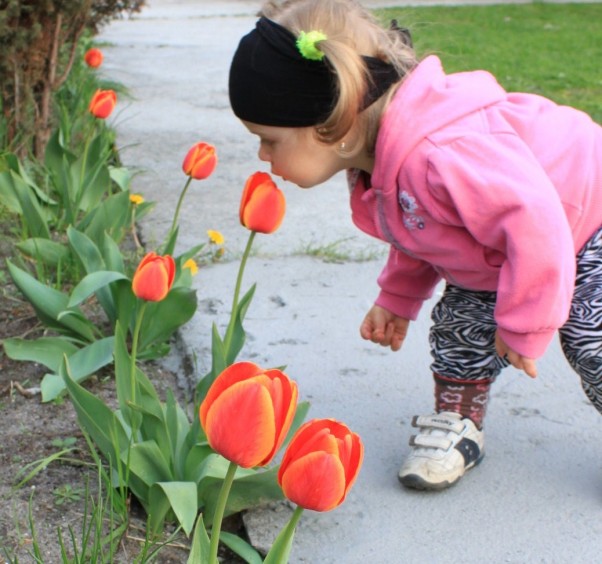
top-left (378, 3), bottom-right (602, 123)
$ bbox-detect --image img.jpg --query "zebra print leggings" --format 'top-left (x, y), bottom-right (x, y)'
top-left (429, 225), bottom-right (602, 415)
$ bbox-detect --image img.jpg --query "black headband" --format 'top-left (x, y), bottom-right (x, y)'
top-left (228, 17), bottom-right (402, 127)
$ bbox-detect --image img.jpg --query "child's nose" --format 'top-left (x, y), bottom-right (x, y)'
top-left (258, 145), bottom-right (270, 162)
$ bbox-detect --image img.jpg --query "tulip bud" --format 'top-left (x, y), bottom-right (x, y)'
top-left (182, 142), bottom-right (217, 180)
top-left (132, 252), bottom-right (175, 302)
top-left (84, 48), bottom-right (103, 68)
top-left (278, 418), bottom-right (364, 512)
top-left (89, 89), bottom-right (117, 119)
top-left (239, 172), bottom-right (286, 234)
top-left (199, 361), bottom-right (298, 468)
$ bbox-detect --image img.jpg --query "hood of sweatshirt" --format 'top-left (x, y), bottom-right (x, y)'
top-left (372, 55), bottom-right (507, 194)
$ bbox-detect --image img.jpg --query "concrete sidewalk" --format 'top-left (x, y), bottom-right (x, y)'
top-left (99, 2), bottom-right (602, 562)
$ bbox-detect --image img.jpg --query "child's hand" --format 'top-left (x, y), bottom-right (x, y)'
top-left (360, 305), bottom-right (409, 351)
top-left (495, 331), bottom-right (538, 378)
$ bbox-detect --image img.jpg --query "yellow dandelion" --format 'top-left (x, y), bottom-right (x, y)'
top-left (129, 193), bottom-right (145, 205)
top-left (207, 229), bottom-right (225, 245)
top-left (183, 258), bottom-right (199, 276)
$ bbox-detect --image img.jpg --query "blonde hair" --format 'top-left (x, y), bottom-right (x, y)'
top-left (260, 0), bottom-right (416, 154)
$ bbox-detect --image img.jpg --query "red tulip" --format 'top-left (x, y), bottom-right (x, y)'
top-left (199, 361), bottom-right (298, 468)
top-left (182, 142), bottom-right (217, 180)
top-left (278, 418), bottom-right (364, 512)
top-left (239, 172), bottom-right (285, 234)
top-left (84, 48), bottom-right (103, 68)
top-left (89, 89), bottom-right (116, 119)
top-left (131, 252), bottom-right (175, 302)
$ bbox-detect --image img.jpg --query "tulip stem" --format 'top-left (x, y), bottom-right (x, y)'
top-left (223, 230), bottom-right (256, 357)
top-left (208, 460), bottom-right (238, 564)
top-left (168, 176), bottom-right (193, 241)
top-left (281, 505), bottom-right (304, 548)
top-left (130, 301), bottom-right (147, 421)
top-left (263, 505), bottom-right (304, 564)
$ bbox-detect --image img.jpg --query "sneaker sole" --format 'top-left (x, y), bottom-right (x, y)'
top-left (398, 453), bottom-right (485, 491)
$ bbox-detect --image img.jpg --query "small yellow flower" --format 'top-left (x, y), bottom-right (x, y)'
top-left (207, 229), bottom-right (225, 245)
top-left (183, 258), bottom-right (199, 276)
top-left (130, 193), bottom-right (145, 205)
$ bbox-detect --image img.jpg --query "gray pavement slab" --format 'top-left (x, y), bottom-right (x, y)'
top-left (99, 2), bottom-right (602, 562)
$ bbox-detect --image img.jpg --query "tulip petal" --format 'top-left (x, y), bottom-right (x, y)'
top-left (182, 142), bottom-right (217, 179)
top-left (242, 183), bottom-right (286, 234)
top-left (132, 261), bottom-right (170, 301)
top-left (239, 172), bottom-right (271, 222)
top-left (199, 361), bottom-right (262, 428)
top-left (262, 371), bottom-right (298, 461)
top-left (279, 421), bottom-right (337, 472)
top-left (205, 379), bottom-right (276, 468)
top-left (280, 451), bottom-right (346, 512)
top-left (337, 432), bottom-right (364, 498)
top-left (130, 253), bottom-right (175, 302)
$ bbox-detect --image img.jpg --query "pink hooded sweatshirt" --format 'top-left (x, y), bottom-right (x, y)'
top-left (349, 56), bottom-right (602, 359)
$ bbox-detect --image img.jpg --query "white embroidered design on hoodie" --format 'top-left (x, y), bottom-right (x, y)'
top-left (398, 190), bottom-right (425, 230)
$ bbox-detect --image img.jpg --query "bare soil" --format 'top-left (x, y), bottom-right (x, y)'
top-left (0, 227), bottom-right (246, 562)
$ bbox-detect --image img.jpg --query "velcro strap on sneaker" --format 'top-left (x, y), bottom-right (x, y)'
top-left (409, 434), bottom-right (453, 450)
top-left (412, 414), bottom-right (465, 435)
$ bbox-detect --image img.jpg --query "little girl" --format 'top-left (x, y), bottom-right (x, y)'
top-left (228, 0), bottom-right (602, 490)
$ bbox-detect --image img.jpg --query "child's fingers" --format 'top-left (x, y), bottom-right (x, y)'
top-left (522, 359), bottom-right (538, 379)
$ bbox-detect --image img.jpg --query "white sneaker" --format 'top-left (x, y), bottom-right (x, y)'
top-left (398, 411), bottom-right (484, 490)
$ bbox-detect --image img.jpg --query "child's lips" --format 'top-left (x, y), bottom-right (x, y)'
top-left (272, 169), bottom-right (286, 182)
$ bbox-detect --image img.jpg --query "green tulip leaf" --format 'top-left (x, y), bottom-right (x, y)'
top-left (0, 170), bottom-right (21, 213)
top-left (68, 226), bottom-right (105, 272)
top-left (113, 321), bottom-right (142, 429)
top-left (77, 137), bottom-right (112, 211)
top-left (41, 336), bottom-right (115, 402)
top-left (2, 170), bottom-right (51, 239)
top-left (45, 130), bottom-right (76, 180)
top-left (79, 190), bottom-right (131, 245)
top-left (187, 514), bottom-right (211, 564)
top-left (67, 270), bottom-right (129, 308)
top-left (226, 284), bottom-right (256, 365)
top-left (125, 441), bottom-right (173, 486)
top-left (68, 226), bottom-right (122, 322)
top-left (199, 466), bottom-right (283, 527)
top-left (183, 445), bottom-right (216, 484)
top-left (62, 357), bottom-right (128, 467)
top-left (7, 260), bottom-right (96, 342)
top-left (162, 226), bottom-right (179, 257)
top-left (219, 532), bottom-right (263, 564)
top-left (195, 323), bottom-right (227, 402)
top-left (149, 481), bottom-right (198, 536)
top-left (101, 231), bottom-right (126, 273)
top-left (2, 337), bottom-right (78, 373)
top-left (16, 238), bottom-right (70, 267)
top-left (165, 388), bottom-right (192, 478)
top-left (108, 165), bottom-right (133, 191)
top-left (138, 287), bottom-right (197, 353)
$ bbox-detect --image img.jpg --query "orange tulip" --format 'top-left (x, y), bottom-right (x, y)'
top-left (131, 252), bottom-right (175, 302)
top-left (239, 172), bottom-right (285, 234)
top-left (84, 47), bottom-right (103, 68)
top-left (199, 361), bottom-right (298, 468)
top-left (89, 89), bottom-right (116, 119)
top-left (278, 418), bottom-right (364, 512)
top-left (182, 142), bottom-right (217, 180)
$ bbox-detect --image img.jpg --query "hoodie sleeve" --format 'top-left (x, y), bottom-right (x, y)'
top-left (375, 246), bottom-right (441, 320)
top-left (426, 131), bottom-right (576, 358)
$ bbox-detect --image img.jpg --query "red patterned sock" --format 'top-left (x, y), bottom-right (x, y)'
top-left (433, 373), bottom-right (491, 430)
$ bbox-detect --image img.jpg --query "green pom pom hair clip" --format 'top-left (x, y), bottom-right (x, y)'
top-left (296, 30), bottom-right (327, 61)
